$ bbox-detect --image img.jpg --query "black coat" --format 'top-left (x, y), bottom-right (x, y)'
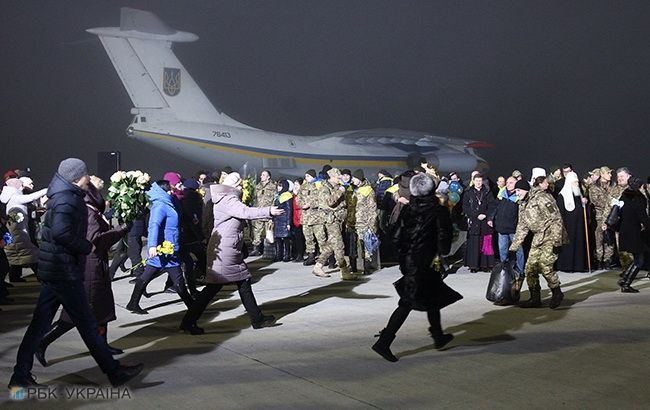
top-left (462, 185), bottom-right (496, 235)
top-left (493, 191), bottom-right (519, 234)
top-left (60, 184), bottom-right (127, 324)
top-left (392, 194), bottom-right (462, 311)
top-left (180, 188), bottom-right (204, 245)
top-left (618, 189), bottom-right (650, 254)
top-left (38, 173), bottom-right (92, 282)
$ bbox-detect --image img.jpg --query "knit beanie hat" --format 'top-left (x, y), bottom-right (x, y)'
top-left (305, 169), bottom-right (317, 178)
top-left (223, 172), bottom-right (242, 188)
top-left (409, 173), bottom-right (435, 197)
top-left (352, 169), bottom-right (365, 181)
top-left (378, 169), bottom-right (391, 178)
top-left (163, 171), bottom-right (182, 186)
top-left (514, 179), bottom-right (530, 191)
top-left (183, 178), bottom-right (200, 190)
top-left (341, 169), bottom-right (352, 178)
top-left (57, 158), bottom-right (88, 183)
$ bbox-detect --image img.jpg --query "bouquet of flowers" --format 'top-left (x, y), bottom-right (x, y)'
top-left (129, 240), bottom-right (175, 274)
top-left (107, 170), bottom-right (151, 223)
top-left (242, 176), bottom-right (256, 205)
top-left (6, 211), bottom-right (25, 225)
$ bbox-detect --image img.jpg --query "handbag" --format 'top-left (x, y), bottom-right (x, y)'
top-left (606, 205), bottom-right (622, 232)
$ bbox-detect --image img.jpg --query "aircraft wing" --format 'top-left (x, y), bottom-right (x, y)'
top-left (324, 128), bottom-right (490, 149)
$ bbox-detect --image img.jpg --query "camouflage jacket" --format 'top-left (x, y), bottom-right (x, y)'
top-left (350, 182), bottom-right (377, 231)
top-left (297, 180), bottom-right (323, 225)
top-left (588, 183), bottom-right (614, 223)
top-left (344, 185), bottom-right (356, 228)
top-left (511, 187), bottom-right (564, 249)
top-left (254, 181), bottom-right (276, 208)
top-left (610, 184), bottom-right (626, 202)
top-left (318, 180), bottom-right (347, 224)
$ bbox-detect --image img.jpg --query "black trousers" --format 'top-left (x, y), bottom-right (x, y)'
top-left (140, 265), bottom-right (193, 307)
top-left (109, 235), bottom-right (144, 279)
top-left (12, 280), bottom-right (118, 379)
top-left (0, 250), bottom-right (9, 296)
top-left (384, 299), bottom-right (442, 338)
top-left (182, 279), bottom-right (263, 325)
top-left (291, 225), bottom-right (305, 259)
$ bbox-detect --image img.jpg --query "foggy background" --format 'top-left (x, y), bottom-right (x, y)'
top-left (2, 0), bottom-right (649, 186)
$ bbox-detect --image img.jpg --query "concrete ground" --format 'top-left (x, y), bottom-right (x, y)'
top-left (1, 259), bottom-right (649, 409)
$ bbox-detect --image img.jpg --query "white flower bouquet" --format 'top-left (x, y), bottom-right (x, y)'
top-left (107, 170), bottom-right (151, 223)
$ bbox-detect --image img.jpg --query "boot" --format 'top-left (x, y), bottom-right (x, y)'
top-left (126, 280), bottom-right (149, 314)
top-left (620, 265), bottom-right (641, 293)
top-left (371, 329), bottom-right (398, 362)
top-left (312, 262), bottom-right (330, 278)
top-left (549, 286), bottom-right (564, 309)
top-left (349, 254), bottom-right (358, 273)
top-left (273, 240), bottom-right (283, 262)
top-left (8, 373), bottom-right (47, 389)
top-left (429, 327), bottom-right (454, 349)
top-left (519, 287), bottom-right (542, 308)
top-left (618, 264), bottom-right (634, 284)
top-left (328, 255), bottom-right (336, 270)
top-left (363, 259), bottom-right (373, 275)
top-left (108, 363), bottom-right (144, 387)
top-left (282, 239), bottom-right (291, 262)
top-left (252, 314), bottom-right (277, 329)
top-left (249, 243), bottom-right (262, 256)
top-left (340, 263), bottom-right (359, 280)
top-left (303, 253), bottom-right (316, 266)
top-left (179, 321), bottom-right (205, 335)
top-left (35, 321), bottom-right (74, 367)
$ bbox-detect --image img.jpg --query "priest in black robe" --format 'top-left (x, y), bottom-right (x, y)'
top-left (556, 171), bottom-right (588, 272)
top-left (462, 173), bottom-right (497, 272)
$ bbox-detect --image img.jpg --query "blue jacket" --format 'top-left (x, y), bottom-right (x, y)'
top-left (146, 182), bottom-right (180, 268)
top-left (273, 191), bottom-right (293, 238)
top-left (38, 173), bottom-right (93, 281)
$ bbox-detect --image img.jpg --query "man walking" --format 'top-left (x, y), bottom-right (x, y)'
top-left (8, 158), bottom-right (142, 388)
top-left (249, 170), bottom-right (275, 256)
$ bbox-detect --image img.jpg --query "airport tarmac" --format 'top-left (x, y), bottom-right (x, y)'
top-left (1, 259), bottom-right (648, 409)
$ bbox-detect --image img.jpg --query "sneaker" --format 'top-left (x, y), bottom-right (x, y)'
top-left (252, 315), bottom-right (276, 329)
top-left (108, 363), bottom-right (144, 387)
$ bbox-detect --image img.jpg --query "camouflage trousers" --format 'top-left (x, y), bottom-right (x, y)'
top-left (303, 223), bottom-right (326, 254)
top-left (350, 226), bottom-right (372, 261)
top-left (594, 218), bottom-right (614, 262)
top-left (524, 242), bottom-right (560, 290)
top-left (317, 221), bottom-right (345, 265)
top-left (252, 219), bottom-right (272, 246)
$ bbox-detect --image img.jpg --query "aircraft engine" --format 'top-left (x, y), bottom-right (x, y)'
top-left (423, 152), bottom-right (477, 173)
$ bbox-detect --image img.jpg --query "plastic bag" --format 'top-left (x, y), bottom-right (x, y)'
top-left (363, 228), bottom-right (380, 255)
top-left (486, 260), bottom-right (522, 305)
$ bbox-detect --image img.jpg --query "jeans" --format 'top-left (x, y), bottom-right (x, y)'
top-left (13, 280), bottom-right (119, 379)
top-left (498, 233), bottom-right (525, 274)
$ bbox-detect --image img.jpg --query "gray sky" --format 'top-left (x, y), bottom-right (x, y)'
top-left (2, 1), bottom-right (649, 185)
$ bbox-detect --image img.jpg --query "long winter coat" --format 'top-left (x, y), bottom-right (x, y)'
top-left (60, 184), bottom-right (127, 324)
top-left (38, 173), bottom-right (92, 282)
top-left (0, 185), bottom-right (47, 265)
top-left (206, 184), bottom-right (272, 284)
top-left (392, 194), bottom-right (462, 311)
top-left (273, 190), bottom-right (293, 238)
top-left (618, 189), bottom-right (650, 254)
top-left (146, 182), bottom-right (180, 268)
top-left (461, 185), bottom-right (496, 235)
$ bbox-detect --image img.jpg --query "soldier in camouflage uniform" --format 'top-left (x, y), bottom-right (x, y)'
top-left (509, 174), bottom-right (565, 309)
top-left (250, 170), bottom-right (276, 256)
top-left (298, 169), bottom-right (326, 266)
top-left (347, 169), bottom-right (377, 274)
top-left (588, 167), bottom-right (615, 269)
top-left (313, 168), bottom-right (355, 279)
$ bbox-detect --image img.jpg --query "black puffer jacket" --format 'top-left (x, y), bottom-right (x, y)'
top-left (38, 173), bottom-right (92, 281)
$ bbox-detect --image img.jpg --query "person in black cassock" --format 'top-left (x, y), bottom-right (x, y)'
top-left (462, 173), bottom-right (497, 272)
top-left (556, 171), bottom-right (588, 272)
top-left (371, 173), bottom-right (462, 362)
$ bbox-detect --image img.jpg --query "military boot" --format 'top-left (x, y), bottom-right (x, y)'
top-left (620, 265), bottom-right (641, 293)
top-left (519, 287), bottom-right (542, 308)
top-left (303, 253), bottom-right (316, 266)
top-left (549, 286), bottom-right (564, 309)
top-left (371, 329), bottom-right (398, 362)
top-left (363, 259), bottom-right (373, 275)
top-left (312, 263), bottom-right (330, 278)
top-left (340, 265), bottom-right (359, 280)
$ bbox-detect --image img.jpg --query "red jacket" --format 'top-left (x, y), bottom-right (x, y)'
top-left (292, 194), bottom-right (302, 227)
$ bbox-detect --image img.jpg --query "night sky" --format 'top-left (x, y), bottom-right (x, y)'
top-left (2, 1), bottom-right (649, 186)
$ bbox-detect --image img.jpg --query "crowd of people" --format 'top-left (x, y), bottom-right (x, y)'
top-left (2, 157), bottom-right (649, 385)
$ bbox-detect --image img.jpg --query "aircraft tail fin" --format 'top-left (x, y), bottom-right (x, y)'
top-left (87, 7), bottom-right (252, 127)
